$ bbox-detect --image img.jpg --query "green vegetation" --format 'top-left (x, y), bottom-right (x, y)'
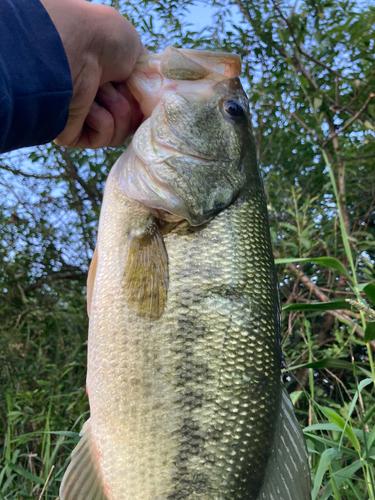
top-left (1, 0), bottom-right (375, 498)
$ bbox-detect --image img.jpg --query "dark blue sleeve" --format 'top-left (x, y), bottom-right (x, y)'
top-left (0, 0), bottom-right (73, 153)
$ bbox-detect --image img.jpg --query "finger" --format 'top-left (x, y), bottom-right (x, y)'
top-left (115, 82), bottom-right (144, 134)
top-left (96, 83), bottom-right (133, 148)
top-left (55, 83), bottom-right (143, 149)
top-left (72, 101), bottom-right (115, 149)
top-left (54, 102), bottom-right (92, 147)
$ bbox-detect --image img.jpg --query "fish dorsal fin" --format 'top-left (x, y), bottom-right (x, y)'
top-left (87, 245), bottom-right (98, 318)
top-left (124, 218), bottom-right (168, 319)
top-left (60, 420), bottom-right (108, 500)
top-left (257, 387), bottom-right (311, 500)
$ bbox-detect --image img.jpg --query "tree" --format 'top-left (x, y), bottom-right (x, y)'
top-left (0, 0), bottom-right (374, 497)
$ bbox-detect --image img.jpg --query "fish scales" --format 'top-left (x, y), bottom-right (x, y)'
top-left (163, 188), bottom-right (281, 500)
top-left (88, 179), bottom-right (280, 500)
top-left (60, 47), bottom-right (311, 500)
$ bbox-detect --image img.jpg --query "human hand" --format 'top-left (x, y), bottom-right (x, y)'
top-left (40, 0), bottom-right (145, 148)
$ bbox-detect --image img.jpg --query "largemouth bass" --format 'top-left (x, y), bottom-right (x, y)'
top-left (60, 47), bottom-right (310, 500)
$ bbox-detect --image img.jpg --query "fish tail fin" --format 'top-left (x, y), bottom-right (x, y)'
top-left (60, 419), bottom-right (108, 500)
top-left (257, 387), bottom-right (311, 500)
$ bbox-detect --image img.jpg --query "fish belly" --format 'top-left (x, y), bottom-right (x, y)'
top-left (88, 180), bottom-right (281, 500)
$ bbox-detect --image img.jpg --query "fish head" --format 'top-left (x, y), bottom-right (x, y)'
top-left (117, 47), bottom-right (258, 226)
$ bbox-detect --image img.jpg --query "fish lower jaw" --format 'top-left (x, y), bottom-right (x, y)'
top-left (153, 208), bottom-right (185, 224)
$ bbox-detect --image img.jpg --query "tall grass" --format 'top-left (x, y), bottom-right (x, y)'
top-left (277, 150), bottom-right (375, 499)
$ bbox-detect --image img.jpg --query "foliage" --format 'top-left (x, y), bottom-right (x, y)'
top-left (1, 0), bottom-right (375, 498)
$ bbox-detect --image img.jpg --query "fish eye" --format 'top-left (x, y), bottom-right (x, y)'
top-left (222, 100), bottom-right (245, 119)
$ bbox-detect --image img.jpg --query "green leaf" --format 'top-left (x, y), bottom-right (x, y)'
top-left (304, 423), bottom-right (343, 433)
top-left (280, 222), bottom-right (298, 232)
top-left (274, 257), bottom-right (351, 280)
top-left (363, 283), bottom-right (375, 305)
top-left (368, 425), bottom-right (375, 450)
top-left (364, 322), bottom-right (375, 342)
top-left (314, 97), bottom-right (323, 111)
top-left (320, 461), bottom-right (365, 500)
top-left (5, 461), bottom-right (45, 485)
top-left (358, 377), bottom-right (374, 393)
top-left (282, 300), bottom-right (350, 312)
top-left (290, 390), bottom-right (303, 404)
top-left (300, 237), bottom-right (311, 250)
top-left (322, 150), bottom-right (357, 284)
top-left (316, 404), bottom-right (360, 452)
top-left (47, 431), bottom-right (80, 439)
top-left (303, 432), bottom-right (357, 457)
top-left (339, 378), bottom-right (374, 450)
top-left (312, 448), bottom-right (341, 500)
top-left (332, 460), bottom-right (364, 483)
top-left (364, 120), bottom-right (375, 130)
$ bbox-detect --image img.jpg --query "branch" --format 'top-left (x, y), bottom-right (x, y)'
top-left (233, 0), bottom-right (289, 58)
top-left (24, 271), bottom-right (86, 293)
top-left (272, 0), bottom-right (341, 77)
top-left (288, 262), bottom-right (330, 302)
top-left (322, 93), bottom-right (375, 147)
top-left (351, 153), bottom-right (375, 160)
top-left (0, 164), bottom-right (60, 180)
top-left (56, 147), bottom-right (102, 207)
top-left (333, 68), bottom-right (375, 113)
top-left (286, 109), bottom-right (322, 142)
top-left (10, 306), bottom-right (33, 333)
top-left (286, 262), bottom-right (374, 350)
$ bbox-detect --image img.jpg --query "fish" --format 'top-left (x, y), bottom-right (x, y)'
top-left (59, 46), bottom-right (311, 500)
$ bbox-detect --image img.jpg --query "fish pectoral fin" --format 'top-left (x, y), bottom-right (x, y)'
top-left (60, 419), bottom-right (108, 500)
top-left (124, 219), bottom-right (168, 319)
top-left (257, 387), bottom-right (311, 500)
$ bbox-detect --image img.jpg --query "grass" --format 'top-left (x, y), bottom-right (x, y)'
top-left (1, 316), bottom-right (375, 499)
top-left (0, 151), bottom-right (374, 499)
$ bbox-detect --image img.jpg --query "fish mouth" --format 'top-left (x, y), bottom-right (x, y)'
top-left (120, 48), bottom-right (247, 226)
top-left (127, 46), bottom-right (242, 119)
top-left (137, 47), bottom-right (242, 79)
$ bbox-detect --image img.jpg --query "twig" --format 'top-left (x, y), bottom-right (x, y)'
top-left (10, 307), bottom-right (32, 334)
top-left (352, 154), bottom-right (375, 160)
top-left (56, 146), bottom-right (102, 206)
top-left (271, 0), bottom-right (341, 77)
top-left (24, 271), bottom-right (86, 293)
top-left (287, 111), bottom-right (322, 142)
top-left (324, 368), bottom-right (361, 421)
top-left (38, 465), bottom-right (55, 500)
top-left (0, 164), bottom-right (61, 180)
top-left (322, 93), bottom-right (375, 147)
top-left (358, 391), bottom-right (371, 433)
top-left (286, 262), bottom-right (375, 349)
top-left (333, 68), bottom-right (375, 112)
